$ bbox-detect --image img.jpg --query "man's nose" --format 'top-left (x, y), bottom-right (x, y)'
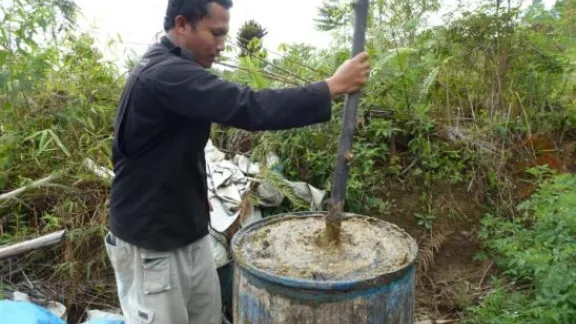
top-left (216, 40), bottom-right (225, 52)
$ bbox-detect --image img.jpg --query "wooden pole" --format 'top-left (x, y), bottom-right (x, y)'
top-left (325, 0), bottom-right (370, 244)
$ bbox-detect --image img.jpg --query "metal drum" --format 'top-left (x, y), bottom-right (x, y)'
top-left (231, 211), bottom-right (418, 323)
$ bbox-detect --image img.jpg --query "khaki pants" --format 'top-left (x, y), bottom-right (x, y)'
top-left (104, 232), bottom-right (222, 324)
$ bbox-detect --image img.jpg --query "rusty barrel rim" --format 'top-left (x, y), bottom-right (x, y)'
top-left (231, 211), bottom-right (418, 292)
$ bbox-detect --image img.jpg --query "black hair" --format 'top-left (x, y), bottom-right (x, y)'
top-left (163, 0), bottom-right (233, 32)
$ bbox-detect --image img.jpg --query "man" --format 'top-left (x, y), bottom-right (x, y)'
top-left (104, 0), bottom-right (370, 323)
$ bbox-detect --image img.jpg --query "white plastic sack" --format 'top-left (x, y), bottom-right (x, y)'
top-left (83, 309), bottom-right (125, 323)
top-left (209, 231), bottom-right (229, 268)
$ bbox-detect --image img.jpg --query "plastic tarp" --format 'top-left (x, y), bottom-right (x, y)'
top-left (3, 292), bottom-right (126, 324)
top-left (205, 140), bottom-right (326, 233)
top-left (0, 300), bottom-right (65, 324)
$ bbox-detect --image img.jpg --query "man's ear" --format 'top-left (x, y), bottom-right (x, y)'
top-left (173, 15), bottom-right (189, 33)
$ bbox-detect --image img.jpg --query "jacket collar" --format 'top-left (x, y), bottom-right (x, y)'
top-left (160, 35), bottom-right (195, 61)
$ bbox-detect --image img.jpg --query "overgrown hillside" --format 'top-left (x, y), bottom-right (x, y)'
top-left (1, 0), bottom-right (575, 322)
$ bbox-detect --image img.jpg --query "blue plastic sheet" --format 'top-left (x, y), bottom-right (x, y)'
top-left (0, 300), bottom-right (65, 324)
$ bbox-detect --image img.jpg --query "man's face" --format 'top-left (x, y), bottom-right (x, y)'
top-left (175, 3), bottom-right (229, 68)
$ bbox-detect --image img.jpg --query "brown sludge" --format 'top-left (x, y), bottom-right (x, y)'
top-left (238, 215), bottom-right (417, 281)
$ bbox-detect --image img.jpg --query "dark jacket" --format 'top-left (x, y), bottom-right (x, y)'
top-left (109, 36), bottom-right (332, 251)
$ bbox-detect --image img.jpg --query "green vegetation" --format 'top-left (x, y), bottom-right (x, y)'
top-left (0, 0), bottom-right (122, 305)
top-left (466, 169), bottom-right (576, 323)
top-left (0, 0), bottom-right (575, 321)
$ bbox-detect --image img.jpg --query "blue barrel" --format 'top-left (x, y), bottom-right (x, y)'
top-left (231, 211), bottom-right (418, 323)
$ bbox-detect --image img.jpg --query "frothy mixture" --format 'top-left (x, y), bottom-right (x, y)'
top-left (235, 215), bottom-right (418, 281)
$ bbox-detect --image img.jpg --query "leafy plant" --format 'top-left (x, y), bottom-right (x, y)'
top-left (414, 212), bottom-right (436, 231)
top-left (466, 171), bottom-right (576, 323)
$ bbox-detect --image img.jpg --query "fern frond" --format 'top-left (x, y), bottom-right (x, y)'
top-left (418, 67), bottom-right (439, 104)
top-left (416, 231), bottom-right (451, 275)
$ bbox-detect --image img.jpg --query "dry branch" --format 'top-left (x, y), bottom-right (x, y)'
top-left (0, 230), bottom-right (66, 260)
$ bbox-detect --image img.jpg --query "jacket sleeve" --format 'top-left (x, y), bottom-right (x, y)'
top-left (141, 61), bottom-right (333, 131)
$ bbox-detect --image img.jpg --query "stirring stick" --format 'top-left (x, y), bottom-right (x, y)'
top-left (325, 0), bottom-right (370, 244)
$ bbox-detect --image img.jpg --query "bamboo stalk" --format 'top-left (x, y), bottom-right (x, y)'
top-left (0, 174), bottom-right (58, 201)
top-left (0, 230), bottom-right (66, 260)
top-left (325, 0), bottom-right (370, 244)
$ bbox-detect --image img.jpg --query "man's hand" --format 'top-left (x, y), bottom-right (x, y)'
top-left (325, 52), bottom-right (370, 97)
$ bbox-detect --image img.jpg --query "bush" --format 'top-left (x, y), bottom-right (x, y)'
top-left (466, 169), bottom-right (576, 323)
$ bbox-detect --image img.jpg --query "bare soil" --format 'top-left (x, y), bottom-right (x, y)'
top-left (374, 179), bottom-right (492, 322)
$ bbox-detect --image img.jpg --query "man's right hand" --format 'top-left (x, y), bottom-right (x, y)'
top-left (325, 52), bottom-right (370, 97)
